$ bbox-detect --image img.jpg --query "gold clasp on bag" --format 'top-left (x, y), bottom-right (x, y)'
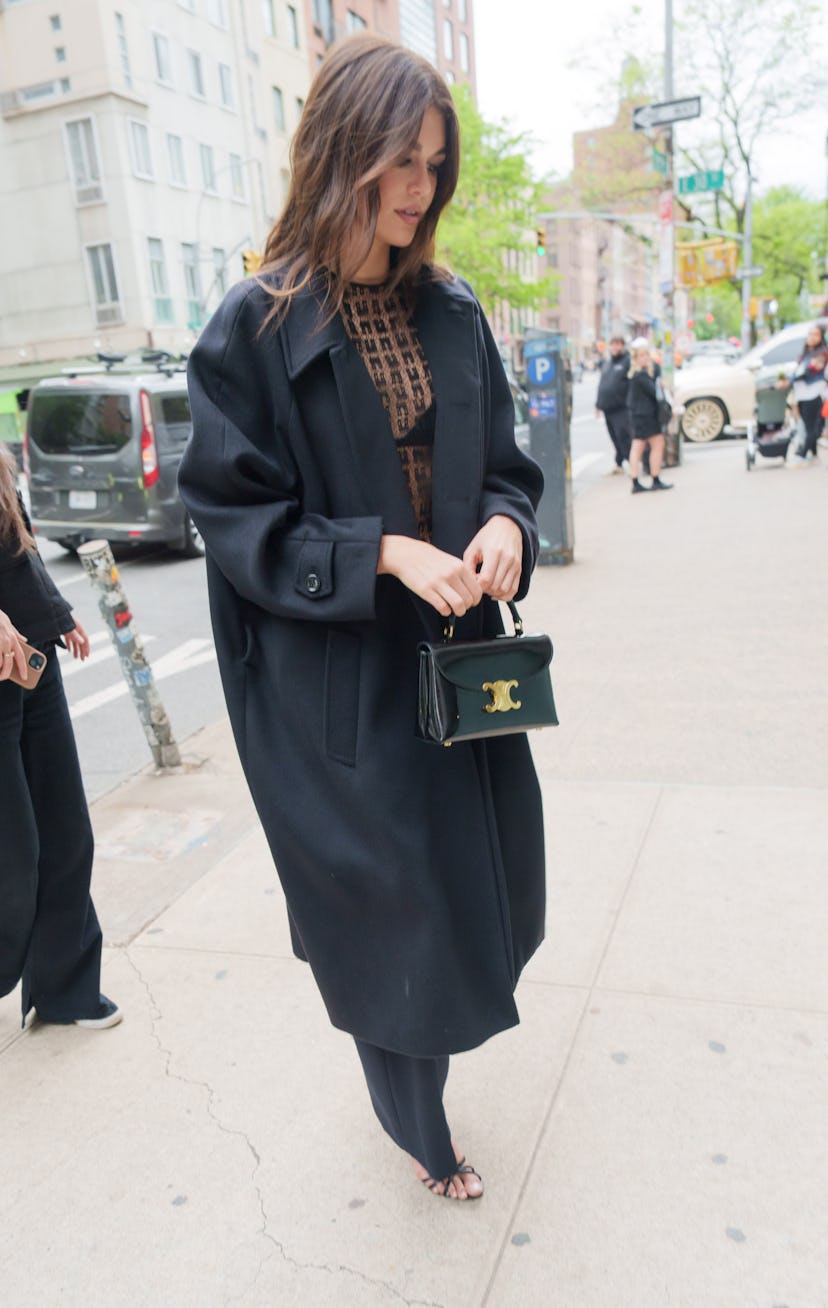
top-left (482, 679), bottom-right (521, 714)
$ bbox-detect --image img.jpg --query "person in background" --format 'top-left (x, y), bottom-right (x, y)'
top-left (788, 324), bottom-right (828, 464)
top-left (0, 444), bottom-right (121, 1031)
top-left (595, 335), bottom-right (631, 474)
top-left (627, 341), bottom-right (673, 494)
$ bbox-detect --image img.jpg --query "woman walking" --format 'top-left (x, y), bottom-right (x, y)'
top-left (0, 445), bottom-right (121, 1030)
top-left (789, 323), bottom-right (828, 463)
top-left (178, 35), bottom-right (545, 1200)
top-left (627, 340), bottom-right (673, 494)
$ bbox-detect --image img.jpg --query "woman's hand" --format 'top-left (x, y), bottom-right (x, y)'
top-left (64, 620), bottom-right (91, 661)
top-left (463, 515), bottom-right (523, 602)
top-left (0, 607), bottom-right (28, 683)
top-left (378, 536), bottom-right (483, 617)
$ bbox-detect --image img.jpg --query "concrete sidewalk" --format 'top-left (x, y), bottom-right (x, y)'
top-left (2, 445), bottom-right (826, 1308)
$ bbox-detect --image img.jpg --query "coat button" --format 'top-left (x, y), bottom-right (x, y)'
top-left (305, 572), bottom-right (321, 594)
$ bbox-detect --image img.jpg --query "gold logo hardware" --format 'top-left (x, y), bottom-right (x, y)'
top-left (482, 679), bottom-right (521, 714)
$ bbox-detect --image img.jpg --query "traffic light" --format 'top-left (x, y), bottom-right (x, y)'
top-left (242, 248), bottom-right (263, 276)
top-left (535, 227), bottom-right (546, 258)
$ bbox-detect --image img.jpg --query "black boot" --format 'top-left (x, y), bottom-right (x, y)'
top-left (650, 476), bottom-right (674, 491)
top-left (631, 478), bottom-right (649, 494)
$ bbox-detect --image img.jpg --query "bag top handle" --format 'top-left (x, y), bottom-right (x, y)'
top-left (443, 600), bottom-right (524, 643)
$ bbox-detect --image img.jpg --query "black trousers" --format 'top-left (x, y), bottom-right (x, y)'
top-left (0, 645), bottom-right (104, 1023)
top-left (354, 1038), bottom-right (456, 1180)
top-left (797, 397), bottom-right (824, 457)
top-left (603, 408), bottom-right (632, 466)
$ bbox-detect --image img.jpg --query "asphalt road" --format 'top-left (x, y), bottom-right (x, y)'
top-left (31, 371), bottom-right (616, 802)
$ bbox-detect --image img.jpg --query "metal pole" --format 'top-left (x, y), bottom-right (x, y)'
top-left (76, 540), bottom-right (182, 769)
top-left (740, 173), bottom-right (754, 351)
top-left (662, 0), bottom-right (675, 389)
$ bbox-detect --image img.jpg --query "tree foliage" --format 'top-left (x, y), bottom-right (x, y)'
top-left (437, 85), bottom-right (557, 320)
top-left (750, 187), bottom-right (824, 323)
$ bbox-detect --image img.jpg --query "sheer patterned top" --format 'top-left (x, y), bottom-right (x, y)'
top-left (341, 283), bottom-right (435, 542)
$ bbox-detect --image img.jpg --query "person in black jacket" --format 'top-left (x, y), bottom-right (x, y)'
top-left (627, 342), bottom-right (674, 493)
top-left (0, 444), bottom-right (121, 1030)
top-left (595, 335), bottom-right (632, 471)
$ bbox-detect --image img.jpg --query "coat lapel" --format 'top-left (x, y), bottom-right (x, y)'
top-left (281, 281), bottom-right (418, 537)
top-left (280, 277), bottom-right (484, 549)
top-left (414, 282), bottom-right (482, 556)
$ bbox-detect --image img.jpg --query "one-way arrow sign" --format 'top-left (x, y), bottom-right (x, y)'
top-left (632, 97), bottom-right (702, 131)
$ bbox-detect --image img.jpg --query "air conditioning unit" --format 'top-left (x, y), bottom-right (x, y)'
top-left (76, 183), bottom-right (105, 206)
top-left (95, 304), bottom-right (123, 327)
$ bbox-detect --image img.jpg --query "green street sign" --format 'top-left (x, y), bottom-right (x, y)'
top-left (678, 170), bottom-right (725, 195)
top-left (651, 148), bottom-right (668, 175)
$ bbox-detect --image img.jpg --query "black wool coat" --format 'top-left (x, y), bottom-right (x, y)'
top-left (178, 273), bottom-right (547, 1058)
top-left (628, 362), bottom-right (663, 440)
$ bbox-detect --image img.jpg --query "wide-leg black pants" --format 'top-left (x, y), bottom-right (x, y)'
top-left (0, 645), bottom-right (104, 1024)
top-left (354, 1038), bottom-right (457, 1181)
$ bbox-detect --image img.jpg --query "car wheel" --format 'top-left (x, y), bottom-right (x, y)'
top-left (178, 512), bottom-right (205, 558)
top-left (56, 537), bottom-right (80, 553)
top-left (680, 397), bottom-right (727, 443)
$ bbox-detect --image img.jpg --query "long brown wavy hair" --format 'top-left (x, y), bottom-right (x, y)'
top-left (259, 34), bottom-right (460, 328)
top-left (0, 443), bottom-right (35, 555)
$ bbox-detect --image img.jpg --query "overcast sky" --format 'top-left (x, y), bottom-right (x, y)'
top-left (473, 0), bottom-right (828, 201)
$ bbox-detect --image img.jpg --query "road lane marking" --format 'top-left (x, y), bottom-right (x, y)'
top-left (68, 638), bottom-right (216, 720)
top-left (59, 633), bottom-right (157, 679)
top-left (572, 453), bottom-right (605, 478)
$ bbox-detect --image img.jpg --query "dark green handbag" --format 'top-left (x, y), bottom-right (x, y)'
top-left (417, 602), bottom-right (559, 745)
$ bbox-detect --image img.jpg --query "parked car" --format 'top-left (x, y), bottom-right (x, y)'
top-left (25, 354), bottom-right (202, 555)
top-left (674, 319), bottom-right (828, 442)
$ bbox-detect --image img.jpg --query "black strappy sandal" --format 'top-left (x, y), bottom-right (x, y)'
top-left (420, 1156), bottom-right (483, 1200)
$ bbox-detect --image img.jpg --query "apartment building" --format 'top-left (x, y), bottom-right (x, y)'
top-left (0, 0), bottom-right (309, 366)
top-left (304, 0), bottom-right (474, 92)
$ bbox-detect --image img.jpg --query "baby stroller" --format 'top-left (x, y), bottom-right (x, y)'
top-left (745, 367), bottom-right (797, 470)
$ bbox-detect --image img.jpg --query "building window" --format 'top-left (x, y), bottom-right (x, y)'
top-left (200, 143), bottom-right (217, 193)
top-left (114, 13), bottom-right (132, 89)
top-left (86, 243), bottom-right (122, 326)
top-left (346, 10), bottom-right (366, 32)
top-left (443, 18), bottom-right (453, 60)
top-left (64, 117), bottom-right (103, 205)
top-left (152, 32), bottom-right (174, 86)
top-left (272, 85), bottom-right (285, 132)
top-left (50, 14), bottom-right (62, 30)
top-left (287, 4), bottom-right (300, 46)
top-left (181, 243), bottom-right (203, 328)
top-left (262, 0), bottom-right (276, 37)
top-left (459, 31), bottom-right (469, 73)
top-left (177, 0), bottom-right (196, 10)
top-left (212, 247), bottom-right (227, 297)
top-left (458, 0), bottom-right (467, 19)
top-left (129, 119), bottom-right (154, 179)
top-left (248, 76), bottom-right (260, 129)
top-left (187, 49), bottom-right (205, 99)
top-left (147, 238), bottom-right (174, 324)
top-left (207, 0), bottom-right (227, 25)
top-left (445, 69), bottom-right (455, 84)
top-left (229, 153), bottom-right (245, 200)
top-left (167, 133), bottom-right (187, 187)
top-left (312, 0), bottom-right (334, 44)
top-left (295, 96), bottom-right (305, 122)
top-left (55, 46), bottom-right (66, 62)
top-left (218, 63), bottom-right (235, 108)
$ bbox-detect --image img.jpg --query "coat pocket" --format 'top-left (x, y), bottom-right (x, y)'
top-left (323, 629), bottom-right (361, 766)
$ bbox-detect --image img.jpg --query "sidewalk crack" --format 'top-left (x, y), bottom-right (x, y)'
top-left (123, 949), bottom-right (443, 1308)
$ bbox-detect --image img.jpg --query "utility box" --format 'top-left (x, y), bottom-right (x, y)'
top-left (524, 332), bottom-right (574, 566)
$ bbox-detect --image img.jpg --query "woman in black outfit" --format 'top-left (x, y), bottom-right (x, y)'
top-left (627, 342), bottom-right (673, 494)
top-left (0, 445), bottom-right (121, 1030)
top-left (178, 36), bottom-right (545, 1201)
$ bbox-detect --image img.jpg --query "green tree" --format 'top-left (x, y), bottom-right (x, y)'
top-left (750, 187), bottom-right (824, 324)
top-left (438, 85), bottom-right (557, 320)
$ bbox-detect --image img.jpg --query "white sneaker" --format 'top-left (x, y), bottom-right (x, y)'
top-left (74, 997), bottom-right (123, 1029)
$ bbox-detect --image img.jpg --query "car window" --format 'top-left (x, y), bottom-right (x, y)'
top-left (760, 337), bottom-right (804, 366)
top-left (28, 392), bottom-right (132, 455)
